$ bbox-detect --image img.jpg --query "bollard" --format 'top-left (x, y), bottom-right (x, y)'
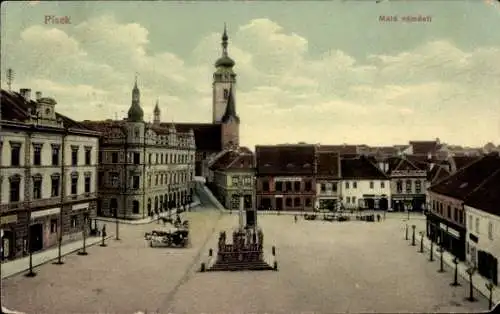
top-left (411, 225), bottom-right (416, 246)
top-left (272, 246), bottom-right (276, 256)
top-left (429, 241), bottom-right (434, 262)
top-left (273, 261), bottom-right (278, 271)
top-left (209, 248), bottom-right (213, 257)
top-left (405, 224), bottom-right (409, 240)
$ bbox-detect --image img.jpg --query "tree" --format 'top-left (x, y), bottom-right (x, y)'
top-left (6, 68), bottom-right (14, 91)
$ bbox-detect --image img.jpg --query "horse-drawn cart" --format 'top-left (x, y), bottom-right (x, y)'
top-left (145, 227), bottom-right (189, 248)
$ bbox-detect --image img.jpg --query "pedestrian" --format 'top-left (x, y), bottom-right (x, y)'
top-left (102, 224), bottom-right (107, 238)
top-left (377, 214), bottom-right (381, 222)
top-left (294, 215), bottom-right (298, 223)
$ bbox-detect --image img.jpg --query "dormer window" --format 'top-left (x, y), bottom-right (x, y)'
top-left (223, 89), bottom-right (229, 99)
top-left (45, 108), bottom-right (51, 115)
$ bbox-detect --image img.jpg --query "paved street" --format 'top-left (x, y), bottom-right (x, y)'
top-left (1, 211), bottom-right (492, 314)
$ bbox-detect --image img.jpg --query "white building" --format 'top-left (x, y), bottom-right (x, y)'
top-left (464, 169), bottom-right (500, 286)
top-left (339, 157), bottom-right (391, 210)
top-left (1, 88), bottom-right (100, 261)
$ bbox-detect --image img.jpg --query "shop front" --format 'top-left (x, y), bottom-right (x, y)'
top-left (1, 214), bottom-right (18, 261)
top-left (426, 212), bottom-right (466, 260)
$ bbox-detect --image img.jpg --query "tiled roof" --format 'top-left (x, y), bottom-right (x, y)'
top-left (210, 150), bottom-right (255, 171)
top-left (318, 145), bottom-right (358, 155)
top-left (341, 157), bottom-right (389, 180)
top-left (316, 152), bottom-right (341, 178)
top-left (1, 89), bottom-right (94, 131)
top-left (410, 141), bottom-right (440, 155)
top-left (164, 123), bottom-right (222, 151)
top-left (405, 155), bottom-right (431, 170)
top-left (428, 165), bottom-right (451, 184)
top-left (392, 157), bottom-right (421, 172)
top-left (239, 146), bottom-right (253, 154)
top-left (429, 154), bottom-right (500, 200)
top-left (464, 169), bottom-right (500, 217)
top-left (256, 144), bottom-right (316, 175)
top-left (452, 156), bottom-right (482, 171)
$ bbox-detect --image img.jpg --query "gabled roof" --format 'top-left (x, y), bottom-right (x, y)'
top-left (393, 157), bottom-right (421, 172)
top-left (405, 155), bottom-right (431, 169)
top-left (429, 154), bottom-right (500, 200)
top-left (256, 144), bottom-right (315, 175)
top-left (318, 145), bottom-right (358, 155)
top-left (316, 152), bottom-right (341, 178)
top-left (210, 150), bottom-right (254, 171)
top-left (2, 89), bottom-right (95, 132)
top-left (452, 156), bottom-right (482, 171)
top-left (428, 165), bottom-right (451, 184)
top-left (464, 169), bottom-right (500, 217)
top-left (410, 140), bottom-right (440, 155)
top-left (341, 157), bottom-right (389, 180)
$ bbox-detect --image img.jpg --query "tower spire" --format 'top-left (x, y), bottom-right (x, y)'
top-left (222, 23), bottom-right (229, 56)
top-left (153, 98), bottom-right (160, 124)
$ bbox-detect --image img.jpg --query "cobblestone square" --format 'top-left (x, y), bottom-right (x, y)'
top-left (1, 211), bottom-right (491, 314)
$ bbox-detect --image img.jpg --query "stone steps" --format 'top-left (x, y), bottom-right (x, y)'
top-left (208, 260), bottom-right (274, 272)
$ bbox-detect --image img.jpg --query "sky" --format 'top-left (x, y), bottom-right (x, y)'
top-left (1, 1), bottom-right (500, 149)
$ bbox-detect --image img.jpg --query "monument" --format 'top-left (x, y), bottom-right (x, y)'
top-left (201, 193), bottom-right (276, 272)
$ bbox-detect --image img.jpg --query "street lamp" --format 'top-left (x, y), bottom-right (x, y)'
top-left (429, 239), bottom-right (434, 262)
top-left (486, 280), bottom-right (495, 310)
top-left (100, 224), bottom-right (107, 247)
top-left (77, 212), bottom-right (89, 256)
top-left (450, 256), bottom-right (460, 286)
top-left (437, 241), bottom-right (445, 273)
top-left (411, 225), bottom-right (416, 246)
top-left (25, 213), bottom-right (37, 277)
top-left (465, 265), bottom-right (477, 302)
top-left (418, 231), bottom-right (424, 253)
top-left (114, 208), bottom-right (120, 241)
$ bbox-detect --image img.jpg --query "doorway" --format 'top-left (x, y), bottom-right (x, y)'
top-left (246, 210), bottom-right (257, 227)
top-left (29, 224), bottom-right (43, 252)
top-left (379, 198), bottom-right (388, 211)
top-left (275, 198), bottom-right (283, 211)
top-left (1, 230), bottom-right (15, 260)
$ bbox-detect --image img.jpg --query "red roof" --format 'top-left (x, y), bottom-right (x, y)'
top-left (256, 145), bottom-right (315, 176)
top-left (340, 157), bottom-right (388, 180)
top-left (465, 169), bottom-right (500, 217)
top-left (316, 152), bottom-right (341, 178)
top-left (210, 150), bottom-right (254, 171)
top-left (429, 154), bottom-right (500, 200)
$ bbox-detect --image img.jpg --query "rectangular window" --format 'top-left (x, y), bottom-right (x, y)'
top-left (132, 176), bottom-right (140, 189)
top-left (285, 182), bottom-right (292, 192)
top-left (98, 151), bottom-right (103, 163)
top-left (51, 175), bottom-right (60, 197)
top-left (380, 182), bottom-right (385, 189)
top-left (11, 145), bottom-right (20, 166)
top-left (52, 145), bottom-right (60, 166)
top-left (285, 198), bottom-right (292, 207)
top-left (352, 196), bottom-right (356, 204)
top-left (415, 180), bottom-right (422, 193)
top-left (85, 147), bottom-right (91, 165)
top-left (50, 219), bottom-right (58, 234)
top-left (84, 176), bottom-right (91, 193)
top-left (369, 181), bottom-right (374, 189)
top-left (275, 182), bottom-right (283, 192)
top-left (454, 208), bottom-right (458, 222)
top-left (262, 181), bottom-right (270, 192)
top-left (320, 184), bottom-right (326, 192)
top-left (71, 147), bottom-right (79, 166)
top-left (347, 197), bottom-right (351, 204)
top-left (112, 152), bottom-right (118, 163)
top-left (71, 175), bottom-right (78, 195)
top-left (148, 153), bottom-right (152, 164)
top-left (305, 181), bottom-right (312, 191)
top-left (10, 178), bottom-right (20, 202)
top-left (396, 181), bottom-right (403, 193)
top-left (475, 218), bottom-right (480, 234)
top-left (488, 222), bottom-right (493, 240)
top-left (353, 181), bottom-right (357, 189)
top-left (33, 178), bottom-right (42, 199)
top-left (345, 182), bottom-right (350, 189)
top-left (33, 145), bottom-right (42, 166)
top-left (447, 206), bottom-right (451, 218)
top-left (332, 182), bottom-right (338, 192)
top-left (469, 215), bottom-right (473, 229)
top-left (110, 173), bottom-right (119, 187)
top-left (305, 198), bottom-right (312, 207)
top-left (405, 180), bottom-right (412, 194)
top-left (70, 215), bottom-right (78, 228)
top-left (294, 197), bottom-right (301, 207)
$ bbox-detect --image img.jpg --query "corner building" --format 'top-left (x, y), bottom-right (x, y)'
top-left (1, 89), bottom-right (100, 260)
top-left (82, 79), bottom-right (196, 219)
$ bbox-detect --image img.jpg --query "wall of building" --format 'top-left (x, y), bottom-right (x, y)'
top-left (339, 179), bottom-right (391, 209)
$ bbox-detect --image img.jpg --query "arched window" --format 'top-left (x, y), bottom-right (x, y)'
top-left (132, 200), bottom-right (140, 214)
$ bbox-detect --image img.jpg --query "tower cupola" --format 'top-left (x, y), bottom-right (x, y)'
top-left (127, 74), bottom-right (144, 122)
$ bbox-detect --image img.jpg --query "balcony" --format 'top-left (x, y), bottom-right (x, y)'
top-left (318, 189), bottom-right (339, 196)
top-left (0, 201), bottom-right (27, 213)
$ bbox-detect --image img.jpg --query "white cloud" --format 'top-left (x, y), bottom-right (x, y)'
top-left (3, 16), bottom-right (499, 148)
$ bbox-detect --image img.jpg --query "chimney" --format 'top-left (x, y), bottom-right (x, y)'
top-left (20, 88), bottom-right (32, 101)
top-left (35, 91), bottom-right (42, 100)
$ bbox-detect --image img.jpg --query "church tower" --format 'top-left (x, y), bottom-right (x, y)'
top-left (213, 23), bottom-right (237, 124)
top-left (127, 75), bottom-right (144, 123)
top-left (153, 98), bottom-right (160, 125)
